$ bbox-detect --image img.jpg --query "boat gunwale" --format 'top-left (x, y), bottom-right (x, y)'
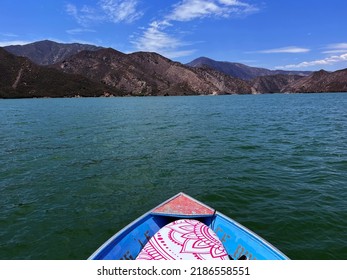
top-left (88, 192), bottom-right (203, 259)
top-left (214, 211), bottom-right (290, 260)
top-left (88, 192), bottom-right (289, 260)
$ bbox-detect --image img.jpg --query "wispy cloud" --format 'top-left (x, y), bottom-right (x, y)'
top-left (131, 21), bottom-right (196, 58)
top-left (253, 46), bottom-right (311, 54)
top-left (167, 0), bottom-right (258, 21)
top-left (0, 32), bottom-right (18, 38)
top-left (66, 28), bottom-right (96, 35)
top-left (65, 0), bottom-right (143, 26)
top-left (168, 0), bottom-right (223, 21)
top-left (132, 0), bottom-right (257, 59)
top-left (276, 53), bottom-right (347, 70)
top-left (326, 43), bottom-right (347, 49)
top-left (100, 0), bottom-right (143, 23)
top-left (275, 43), bottom-right (347, 69)
top-left (322, 42), bottom-right (347, 54)
top-left (66, 4), bottom-right (103, 26)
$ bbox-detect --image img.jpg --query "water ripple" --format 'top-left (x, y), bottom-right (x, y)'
top-left (0, 93), bottom-right (346, 259)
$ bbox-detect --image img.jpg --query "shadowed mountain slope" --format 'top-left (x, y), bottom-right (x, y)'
top-left (187, 57), bottom-right (311, 80)
top-left (0, 48), bottom-right (120, 98)
top-left (4, 40), bottom-right (102, 65)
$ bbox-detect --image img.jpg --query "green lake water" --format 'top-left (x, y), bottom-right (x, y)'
top-left (0, 93), bottom-right (346, 259)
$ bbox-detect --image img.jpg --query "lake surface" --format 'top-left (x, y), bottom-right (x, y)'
top-left (1, 93), bottom-right (346, 260)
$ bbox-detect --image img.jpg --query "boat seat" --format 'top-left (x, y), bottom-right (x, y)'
top-left (136, 219), bottom-right (229, 260)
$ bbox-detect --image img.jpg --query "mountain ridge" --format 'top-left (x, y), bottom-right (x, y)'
top-left (282, 69), bottom-right (347, 93)
top-left (186, 56), bottom-right (312, 80)
top-left (52, 48), bottom-right (253, 96)
top-left (4, 40), bottom-right (103, 65)
top-left (1, 40), bottom-right (347, 97)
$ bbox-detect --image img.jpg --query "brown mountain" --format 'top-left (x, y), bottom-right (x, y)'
top-left (52, 48), bottom-right (253, 96)
top-left (0, 48), bottom-right (120, 98)
top-left (251, 74), bottom-right (305, 93)
top-left (4, 40), bottom-right (102, 65)
top-left (282, 69), bottom-right (347, 93)
top-left (187, 57), bottom-right (311, 80)
top-left (3, 39), bottom-right (346, 98)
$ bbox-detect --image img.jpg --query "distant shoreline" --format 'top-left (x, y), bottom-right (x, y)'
top-left (1, 91), bottom-right (347, 100)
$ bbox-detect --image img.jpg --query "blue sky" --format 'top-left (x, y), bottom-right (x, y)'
top-left (1, 0), bottom-right (346, 71)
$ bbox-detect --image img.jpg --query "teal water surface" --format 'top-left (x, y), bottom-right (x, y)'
top-left (1, 93), bottom-right (346, 260)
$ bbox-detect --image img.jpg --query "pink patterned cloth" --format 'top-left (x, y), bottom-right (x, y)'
top-left (136, 219), bottom-right (229, 260)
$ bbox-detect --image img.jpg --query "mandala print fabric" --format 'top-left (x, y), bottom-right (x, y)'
top-left (136, 219), bottom-right (228, 260)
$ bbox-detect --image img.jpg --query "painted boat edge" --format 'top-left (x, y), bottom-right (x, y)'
top-left (88, 208), bottom-right (154, 259)
top-left (88, 192), bottom-right (193, 259)
top-left (214, 211), bottom-right (290, 260)
top-left (88, 192), bottom-right (289, 260)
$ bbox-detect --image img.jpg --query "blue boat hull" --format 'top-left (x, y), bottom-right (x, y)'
top-left (89, 193), bottom-right (289, 260)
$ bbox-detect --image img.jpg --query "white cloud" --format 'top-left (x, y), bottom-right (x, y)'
top-left (100, 0), bottom-right (143, 23)
top-left (168, 0), bottom-right (222, 21)
top-left (66, 28), bottom-right (96, 35)
top-left (0, 32), bottom-right (18, 38)
top-left (131, 21), bottom-right (196, 59)
top-left (167, 0), bottom-right (258, 21)
top-left (133, 22), bottom-right (180, 51)
top-left (131, 0), bottom-right (257, 59)
top-left (65, 0), bottom-right (143, 26)
top-left (322, 42), bottom-right (347, 54)
top-left (66, 3), bottom-right (78, 17)
top-left (66, 4), bottom-right (103, 26)
top-left (323, 49), bottom-right (347, 54)
top-left (218, 0), bottom-right (259, 12)
top-left (276, 53), bottom-right (347, 69)
top-left (255, 46), bottom-right (311, 54)
top-left (326, 43), bottom-right (347, 49)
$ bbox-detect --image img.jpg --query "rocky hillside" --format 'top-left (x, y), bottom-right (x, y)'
top-left (282, 69), bottom-right (347, 93)
top-left (1, 40), bottom-right (347, 98)
top-left (0, 48), bottom-right (120, 98)
top-left (187, 57), bottom-right (311, 80)
top-left (53, 48), bottom-right (253, 96)
top-left (251, 74), bottom-right (305, 93)
top-left (4, 40), bottom-right (102, 65)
